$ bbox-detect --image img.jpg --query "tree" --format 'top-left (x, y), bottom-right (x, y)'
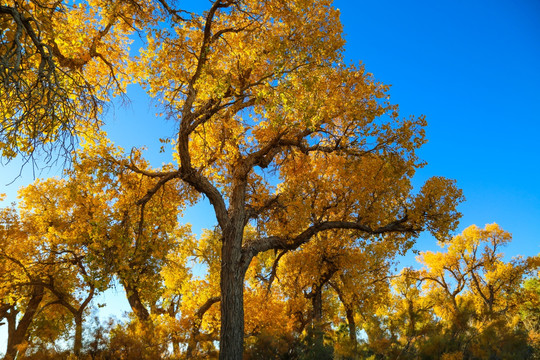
top-left (70, 143), bottom-right (194, 325)
top-left (0, 0), bottom-right (140, 164)
top-left (125, 1), bottom-right (464, 358)
top-left (0, 204), bottom-right (42, 360)
top-left (3, 1), bottom-right (464, 358)
top-left (269, 231), bottom-right (397, 357)
top-left (404, 224), bottom-right (539, 359)
top-left (16, 176), bottom-right (103, 358)
top-left (0, 139), bottom-right (197, 358)
top-left (0, 203), bottom-right (70, 359)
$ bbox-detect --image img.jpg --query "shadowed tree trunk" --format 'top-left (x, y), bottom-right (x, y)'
top-left (219, 221), bottom-right (248, 360)
top-left (4, 286), bottom-right (44, 360)
top-left (74, 313), bottom-right (83, 358)
top-left (345, 307), bottom-right (357, 347)
top-left (219, 262), bottom-right (249, 360)
top-left (311, 287), bottom-right (324, 349)
top-left (123, 282), bottom-right (150, 322)
top-left (330, 281), bottom-right (358, 349)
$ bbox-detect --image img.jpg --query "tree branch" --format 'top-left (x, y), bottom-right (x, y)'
top-left (242, 215), bottom-right (418, 264)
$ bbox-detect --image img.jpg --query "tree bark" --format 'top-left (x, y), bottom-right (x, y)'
top-left (219, 235), bottom-right (246, 360)
top-left (74, 313), bottom-right (83, 358)
top-left (123, 282), bottom-right (150, 322)
top-left (311, 287), bottom-right (324, 349)
top-left (345, 307), bottom-right (357, 348)
top-left (4, 286), bottom-right (44, 360)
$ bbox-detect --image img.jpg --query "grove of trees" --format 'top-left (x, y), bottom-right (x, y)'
top-left (1, 0), bottom-right (538, 359)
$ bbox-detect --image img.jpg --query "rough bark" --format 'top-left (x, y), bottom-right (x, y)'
top-left (74, 314), bottom-right (83, 358)
top-left (219, 265), bottom-right (245, 360)
top-left (219, 224), bottom-right (247, 360)
top-left (311, 287), bottom-right (324, 349)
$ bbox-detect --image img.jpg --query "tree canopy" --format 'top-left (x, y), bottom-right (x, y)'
top-left (1, 1), bottom-right (538, 359)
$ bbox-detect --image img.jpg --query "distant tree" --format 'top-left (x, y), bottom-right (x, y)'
top-left (269, 231), bottom-right (396, 356)
top-left (0, 141), bottom-right (197, 358)
top-left (366, 224), bottom-right (540, 359)
top-left (521, 277), bottom-right (540, 359)
top-left (419, 224), bottom-right (539, 357)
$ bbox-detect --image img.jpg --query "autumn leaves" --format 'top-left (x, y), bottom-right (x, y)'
top-left (0, 0), bottom-right (538, 359)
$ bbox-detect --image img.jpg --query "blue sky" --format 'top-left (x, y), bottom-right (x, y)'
top-left (336, 0), bottom-right (540, 264)
top-left (1, 0), bottom-right (539, 348)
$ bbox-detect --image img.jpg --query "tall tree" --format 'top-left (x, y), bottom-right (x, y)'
top-left (128, 1), bottom-right (464, 358)
top-left (0, 140), bottom-right (195, 357)
top-left (3, 1), bottom-right (464, 358)
top-left (0, 204), bottom-right (71, 359)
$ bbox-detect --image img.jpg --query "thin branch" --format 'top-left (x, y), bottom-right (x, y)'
top-left (265, 249), bottom-right (288, 292)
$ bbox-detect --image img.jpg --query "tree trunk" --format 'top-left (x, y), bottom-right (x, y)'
top-left (331, 280), bottom-right (357, 349)
top-left (312, 287), bottom-right (324, 346)
top-left (4, 286), bottom-right (44, 360)
top-left (74, 313), bottom-right (83, 358)
top-left (219, 233), bottom-right (245, 360)
top-left (123, 282), bottom-right (150, 322)
top-left (312, 288), bottom-right (323, 324)
top-left (345, 307), bottom-right (357, 348)
top-left (171, 341), bottom-right (180, 358)
top-left (3, 308), bottom-right (17, 360)
top-left (186, 296), bottom-right (220, 358)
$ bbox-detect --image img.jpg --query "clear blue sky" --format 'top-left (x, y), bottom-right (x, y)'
top-left (1, 1), bottom-right (539, 347)
top-left (333, 0), bottom-right (540, 263)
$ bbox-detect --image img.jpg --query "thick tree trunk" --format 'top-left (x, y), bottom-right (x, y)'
top-left (74, 313), bottom-right (83, 358)
top-left (123, 282), bottom-right (150, 322)
top-left (311, 287), bottom-right (324, 348)
top-left (345, 307), bottom-right (357, 348)
top-left (4, 286), bottom-right (44, 360)
top-left (312, 288), bottom-right (323, 323)
top-left (3, 308), bottom-right (17, 360)
top-left (219, 232), bottom-right (246, 360)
